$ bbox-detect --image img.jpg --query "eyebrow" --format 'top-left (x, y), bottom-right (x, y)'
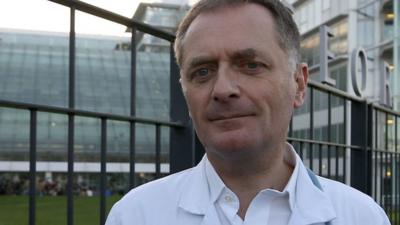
top-left (231, 48), bottom-right (273, 67)
top-left (231, 48), bottom-right (258, 61)
top-left (187, 56), bottom-right (217, 69)
top-left (185, 48), bottom-right (269, 70)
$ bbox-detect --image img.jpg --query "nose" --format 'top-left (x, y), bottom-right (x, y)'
top-left (211, 67), bottom-right (240, 102)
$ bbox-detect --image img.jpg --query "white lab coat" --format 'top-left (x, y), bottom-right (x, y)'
top-left (106, 154), bottom-right (390, 225)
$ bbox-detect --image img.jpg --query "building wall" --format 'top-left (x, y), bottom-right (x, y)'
top-left (293, 0), bottom-right (350, 34)
top-left (293, 0), bottom-right (396, 102)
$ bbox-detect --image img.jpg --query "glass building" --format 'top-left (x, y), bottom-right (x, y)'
top-left (0, 2), bottom-right (188, 195)
top-left (288, 0), bottom-right (398, 205)
top-left (290, 0), bottom-right (397, 102)
top-left (288, 0), bottom-right (398, 144)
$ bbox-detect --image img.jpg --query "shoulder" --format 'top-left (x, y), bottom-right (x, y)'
top-left (125, 167), bottom-right (195, 200)
top-left (106, 168), bottom-right (195, 225)
top-left (318, 177), bottom-right (390, 225)
top-left (319, 176), bottom-right (373, 204)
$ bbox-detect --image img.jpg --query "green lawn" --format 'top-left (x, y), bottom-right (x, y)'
top-left (0, 195), bottom-right (121, 225)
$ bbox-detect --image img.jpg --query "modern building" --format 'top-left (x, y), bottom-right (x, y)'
top-left (290, 0), bottom-right (398, 139)
top-left (289, 0), bottom-right (397, 104)
top-left (287, 0), bottom-right (399, 211)
top-left (0, 2), bottom-right (189, 195)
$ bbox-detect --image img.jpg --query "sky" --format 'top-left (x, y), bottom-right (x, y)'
top-left (0, 0), bottom-right (194, 36)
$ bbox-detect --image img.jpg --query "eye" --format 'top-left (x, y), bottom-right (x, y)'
top-left (196, 68), bottom-right (209, 77)
top-left (246, 62), bottom-right (259, 69)
top-left (237, 61), bottom-right (266, 74)
top-left (188, 67), bottom-right (215, 83)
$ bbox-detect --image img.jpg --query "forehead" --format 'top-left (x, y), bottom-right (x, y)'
top-left (181, 3), bottom-right (283, 66)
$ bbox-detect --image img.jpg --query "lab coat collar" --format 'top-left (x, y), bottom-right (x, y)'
top-left (177, 156), bottom-right (225, 224)
top-left (178, 150), bottom-right (337, 225)
top-left (288, 153), bottom-right (337, 225)
top-left (178, 156), bottom-right (210, 215)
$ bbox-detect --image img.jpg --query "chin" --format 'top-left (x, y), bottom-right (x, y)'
top-left (206, 135), bottom-right (259, 158)
top-left (197, 124), bottom-right (263, 155)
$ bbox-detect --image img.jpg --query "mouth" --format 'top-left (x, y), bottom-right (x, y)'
top-left (208, 113), bottom-right (255, 122)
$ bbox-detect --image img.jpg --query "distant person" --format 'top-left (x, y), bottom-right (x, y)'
top-left (106, 0), bottom-right (391, 224)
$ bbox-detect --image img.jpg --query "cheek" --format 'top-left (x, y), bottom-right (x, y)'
top-left (258, 82), bottom-right (295, 115)
top-left (185, 91), bottom-right (206, 117)
top-left (277, 78), bottom-right (297, 104)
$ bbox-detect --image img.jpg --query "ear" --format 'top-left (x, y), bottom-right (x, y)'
top-left (293, 63), bottom-right (309, 108)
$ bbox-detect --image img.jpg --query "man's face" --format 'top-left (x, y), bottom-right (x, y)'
top-left (179, 3), bottom-right (307, 160)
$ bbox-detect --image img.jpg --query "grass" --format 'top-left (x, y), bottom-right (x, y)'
top-left (0, 195), bottom-right (121, 225)
top-left (390, 210), bottom-right (400, 225)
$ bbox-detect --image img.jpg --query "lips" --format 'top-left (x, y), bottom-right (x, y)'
top-left (207, 112), bottom-right (255, 121)
top-left (205, 102), bottom-right (257, 122)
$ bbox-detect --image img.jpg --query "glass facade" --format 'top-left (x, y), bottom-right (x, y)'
top-left (379, 1), bottom-right (394, 69)
top-left (0, 1), bottom-right (188, 198)
top-left (381, 1), bottom-right (395, 41)
top-left (293, 1), bottom-right (355, 180)
top-left (135, 3), bottom-right (188, 53)
top-left (295, 0), bottom-right (398, 148)
top-left (300, 19), bottom-right (348, 68)
top-left (293, 0), bottom-right (349, 34)
top-left (0, 29), bottom-right (170, 152)
top-left (0, 29), bottom-right (171, 194)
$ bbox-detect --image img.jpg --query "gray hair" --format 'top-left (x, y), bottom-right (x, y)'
top-left (174, 0), bottom-right (300, 70)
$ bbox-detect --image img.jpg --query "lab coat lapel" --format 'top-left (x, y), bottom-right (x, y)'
top-left (288, 158), bottom-right (336, 225)
top-left (199, 204), bottom-right (221, 225)
top-left (288, 209), bottom-right (308, 225)
top-left (178, 156), bottom-right (219, 225)
top-left (178, 156), bottom-right (209, 215)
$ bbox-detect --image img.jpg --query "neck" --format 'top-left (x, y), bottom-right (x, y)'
top-left (207, 142), bottom-right (294, 219)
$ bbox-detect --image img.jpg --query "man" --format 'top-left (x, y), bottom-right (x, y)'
top-left (106, 0), bottom-right (390, 224)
